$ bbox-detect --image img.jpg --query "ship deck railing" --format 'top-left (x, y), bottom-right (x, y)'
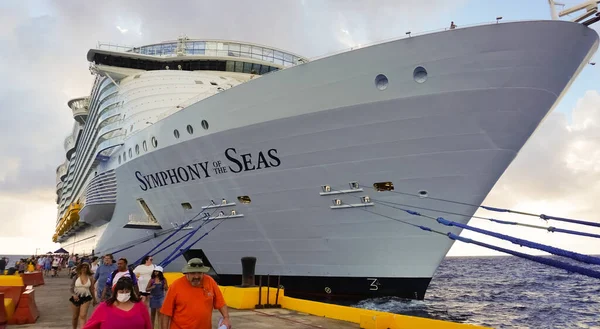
top-left (309, 18), bottom-right (539, 61)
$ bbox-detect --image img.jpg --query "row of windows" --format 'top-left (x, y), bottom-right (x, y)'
top-left (118, 120), bottom-right (209, 164)
top-left (92, 54), bottom-right (281, 75)
top-left (130, 41), bottom-right (304, 67)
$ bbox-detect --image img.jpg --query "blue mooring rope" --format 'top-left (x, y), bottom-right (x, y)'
top-left (333, 185), bottom-right (600, 280)
top-left (436, 217), bottom-right (600, 266)
top-left (447, 232), bottom-right (600, 279)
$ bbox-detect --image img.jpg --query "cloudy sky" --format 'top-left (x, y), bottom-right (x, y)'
top-left (0, 0), bottom-right (598, 258)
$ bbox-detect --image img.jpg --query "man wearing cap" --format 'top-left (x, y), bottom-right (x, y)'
top-left (160, 258), bottom-right (231, 329)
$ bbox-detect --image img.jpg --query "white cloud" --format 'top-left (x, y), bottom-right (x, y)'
top-left (0, 190), bottom-right (60, 255)
top-left (449, 90), bottom-right (600, 256)
top-left (116, 26), bottom-right (128, 34)
top-left (0, 158), bottom-right (20, 182)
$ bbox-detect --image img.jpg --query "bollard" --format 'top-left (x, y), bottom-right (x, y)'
top-left (255, 275), bottom-right (264, 309)
top-left (265, 275), bottom-right (272, 308)
top-left (240, 257), bottom-right (257, 287)
top-left (274, 276), bottom-right (281, 308)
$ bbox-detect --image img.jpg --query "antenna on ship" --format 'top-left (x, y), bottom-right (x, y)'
top-left (549, 0), bottom-right (600, 25)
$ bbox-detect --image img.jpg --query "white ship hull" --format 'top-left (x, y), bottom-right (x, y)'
top-left (60, 20), bottom-right (598, 301)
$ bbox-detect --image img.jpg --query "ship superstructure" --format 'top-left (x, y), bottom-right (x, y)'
top-left (54, 14), bottom-right (598, 301)
top-left (54, 36), bottom-right (307, 252)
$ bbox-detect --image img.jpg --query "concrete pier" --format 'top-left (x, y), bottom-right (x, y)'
top-left (14, 275), bottom-right (358, 328)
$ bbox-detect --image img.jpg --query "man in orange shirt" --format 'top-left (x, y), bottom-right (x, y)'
top-left (160, 258), bottom-right (231, 329)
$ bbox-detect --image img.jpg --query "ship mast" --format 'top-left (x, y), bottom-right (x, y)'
top-left (548, 0), bottom-right (600, 25)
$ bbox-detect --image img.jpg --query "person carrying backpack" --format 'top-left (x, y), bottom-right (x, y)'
top-left (102, 258), bottom-right (140, 300)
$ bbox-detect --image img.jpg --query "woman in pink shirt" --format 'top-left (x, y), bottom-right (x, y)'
top-left (83, 277), bottom-right (151, 329)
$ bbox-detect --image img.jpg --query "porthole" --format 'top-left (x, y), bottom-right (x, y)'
top-left (374, 74), bottom-right (389, 91)
top-left (129, 148), bottom-right (133, 158)
top-left (151, 137), bottom-right (158, 148)
top-left (174, 129), bottom-right (180, 139)
top-left (187, 125), bottom-right (194, 134)
top-left (135, 144), bottom-right (140, 155)
top-left (142, 141), bottom-right (147, 151)
top-left (123, 152), bottom-right (127, 161)
top-left (418, 190), bottom-right (428, 198)
top-left (413, 66), bottom-right (428, 83)
top-left (201, 120), bottom-right (209, 130)
top-left (373, 182), bottom-right (394, 192)
top-left (118, 155), bottom-right (121, 164)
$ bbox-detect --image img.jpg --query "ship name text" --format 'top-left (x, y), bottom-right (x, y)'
top-left (135, 147), bottom-right (280, 191)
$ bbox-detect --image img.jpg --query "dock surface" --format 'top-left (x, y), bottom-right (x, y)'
top-left (14, 275), bottom-right (358, 328)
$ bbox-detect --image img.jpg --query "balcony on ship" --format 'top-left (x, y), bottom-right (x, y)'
top-left (56, 162), bottom-right (68, 183)
top-left (79, 170), bottom-right (117, 227)
top-left (68, 97), bottom-right (90, 125)
top-left (63, 135), bottom-right (76, 160)
top-left (97, 105), bottom-right (122, 126)
top-left (56, 181), bottom-right (64, 196)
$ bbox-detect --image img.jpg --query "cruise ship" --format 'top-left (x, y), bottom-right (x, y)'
top-left (54, 7), bottom-right (599, 301)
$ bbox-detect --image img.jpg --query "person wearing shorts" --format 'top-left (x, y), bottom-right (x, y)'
top-left (133, 255), bottom-right (156, 308)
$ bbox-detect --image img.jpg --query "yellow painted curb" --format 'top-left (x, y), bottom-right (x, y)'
top-left (164, 273), bottom-right (490, 329)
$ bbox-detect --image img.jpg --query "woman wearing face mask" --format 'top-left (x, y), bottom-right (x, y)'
top-left (83, 277), bottom-right (151, 329)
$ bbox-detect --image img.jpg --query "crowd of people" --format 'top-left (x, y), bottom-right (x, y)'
top-left (1, 253), bottom-right (231, 328)
top-left (65, 254), bottom-right (231, 329)
top-left (0, 254), bottom-right (74, 277)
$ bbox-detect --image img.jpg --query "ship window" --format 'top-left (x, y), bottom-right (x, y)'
top-left (195, 80), bottom-right (203, 84)
top-left (226, 61), bottom-right (234, 72)
top-left (143, 140), bottom-right (148, 151)
top-left (181, 202), bottom-right (192, 210)
top-left (413, 66), bottom-right (428, 83)
top-left (373, 182), bottom-right (394, 192)
top-left (418, 190), bottom-right (428, 198)
top-left (201, 120), bottom-right (209, 130)
top-left (243, 62), bottom-right (252, 73)
top-left (234, 61), bottom-right (244, 72)
top-left (151, 137), bottom-right (158, 148)
top-left (123, 152), bottom-right (127, 161)
top-left (187, 125), bottom-right (194, 134)
top-left (375, 74), bottom-right (389, 91)
top-left (118, 155), bottom-right (121, 164)
top-left (237, 196), bottom-right (251, 204)
top-left (135, 144), bottom-right (140, 155)
top-left (260, 65), bottom-right (269, 75)
top-left (174, 129), bottom-right (180, 139)
top-left (210, 82), bottom-right (217, 86)
top-left (129, 148), bottom-right (133, 158)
